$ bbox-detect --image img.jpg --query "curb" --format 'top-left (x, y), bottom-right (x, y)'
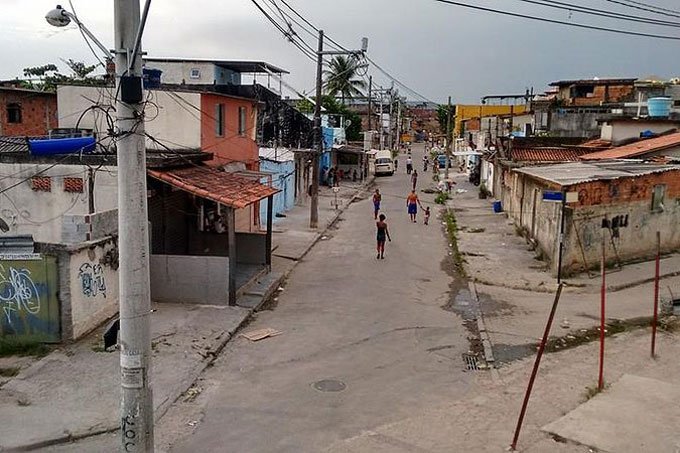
top-left (469, 280), bottom-right (500, 382)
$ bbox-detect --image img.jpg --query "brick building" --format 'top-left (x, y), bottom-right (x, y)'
top-left (503, 161), bottom-right (680, 276)
top-left (0, 86), bottom-right (57, 137)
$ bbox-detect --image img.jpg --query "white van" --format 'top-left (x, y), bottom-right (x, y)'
top-left (374, 150), bottom-right (395, 176)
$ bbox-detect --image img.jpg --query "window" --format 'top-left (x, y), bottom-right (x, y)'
top-left (31, 176), bottom-right (51, 192)
top-left (189, 68), bottom-right (201, 79)
top-left (7, 103), bottom-right (21, 123)
top-left (238, 106), bottom-right (247, 136)
top-left (652, 184), bottom-right (666, 212)
top-left (63, 177), bottom-right (84, 193)
top-left (215, 104), bottom-right (224, 137)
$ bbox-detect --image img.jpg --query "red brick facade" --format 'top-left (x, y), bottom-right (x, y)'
top-left (571, 170), bottom-right (680, 207)
top-left (0, 88), bottom-right (58, 137)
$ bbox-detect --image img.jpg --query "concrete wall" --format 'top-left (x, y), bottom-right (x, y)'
top-left (62, 209), bottom-right (118, 244)
top-left (57, 85), bottom-right (202, 149)
top-left (236, 233), bottom-right (267, 265)
top-left (259, 158), bottom-right (295, 222)
top-left (549, 111), bottom-right (602, 138)
top-left (0, 162), bottom-right (117, 243)
top-left (601, 121), bottom-right (680, 145)
top-left (143, 61), bottom-right (218, 85)
top-left (150, 254), bottom-right (229, 304)
top-left (36, 236), bottom-right (119, 341)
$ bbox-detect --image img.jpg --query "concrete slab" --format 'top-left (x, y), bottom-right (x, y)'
top-left (272, 230), bottom-right (320, 260)
top-left (542, 374), bottom-right (680, 453)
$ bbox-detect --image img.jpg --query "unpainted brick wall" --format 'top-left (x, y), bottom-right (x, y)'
top-left (0, 91), bottom-right (58, 136)
top-left (570, 170), bottom-right (680, 207)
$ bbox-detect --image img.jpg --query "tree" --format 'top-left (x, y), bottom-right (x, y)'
top-left (295, 95), bottom-right (363, 141)
top-left (20, 59), bottom-right (103, 91)
top-left (437, 104), bottom-right (453, 133)
top-left (323, 56), bottom-right (366, 105)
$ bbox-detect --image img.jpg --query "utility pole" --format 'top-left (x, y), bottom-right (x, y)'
top-left (379, 92), bottom-right (384, 150)
top-left (445, 96), bottom-right (452, 181)
top-left (310, 29), bottom-right (324, 229)
top-left (115, 1), bottom-right (154, 451)
top-left (395, 97), bottom-right (402, 150)
top-left (367, 75), bottom-right (372, 136)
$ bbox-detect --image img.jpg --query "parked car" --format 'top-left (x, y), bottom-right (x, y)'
top-left (374, 150), bottom-right (395, 176)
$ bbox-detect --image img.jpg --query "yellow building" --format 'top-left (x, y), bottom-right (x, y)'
top-left (454, 104), bottom-right (528, 136)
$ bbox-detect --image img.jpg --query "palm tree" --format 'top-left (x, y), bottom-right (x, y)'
top-left (323, 56), bottom-right (366, 105)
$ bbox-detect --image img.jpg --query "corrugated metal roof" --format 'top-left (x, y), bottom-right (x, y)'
top-left (549, 78), bottom-right (637, 87)
top-left (148, 166), bottom-right (279, 209)
top-left (510, 147), bottom-right (588, 162)
top-left (515, 161), bottom-right (680, 186)
top-left (581, 132), bottom-right (680, 160)
top-left (144, 58), bottom-right (289, 74)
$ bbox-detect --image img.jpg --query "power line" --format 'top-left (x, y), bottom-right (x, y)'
top-left (601, 0), bottom-right (680, 19)
top-left (432, 0), bottom-right (680, 40)
top-left (513, 0), bottom-right (680, 27)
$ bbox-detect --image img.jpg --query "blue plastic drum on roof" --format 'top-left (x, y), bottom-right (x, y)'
top-left (28, 136), bottom-right (96, 156)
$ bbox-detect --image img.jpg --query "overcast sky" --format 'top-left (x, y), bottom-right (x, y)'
top-left (2, 0), bottom-right (680, 103)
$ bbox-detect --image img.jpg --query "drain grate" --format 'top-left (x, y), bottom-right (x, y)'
top-left (463, 353), bottom-right (480, 371)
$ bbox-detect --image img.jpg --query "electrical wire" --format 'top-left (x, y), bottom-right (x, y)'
top-left (601, 0), bottom-right (680, 18)
top-left (431, 0), bottom-right (680, 40)
top-left (513, 0), bottom-right (680, 27)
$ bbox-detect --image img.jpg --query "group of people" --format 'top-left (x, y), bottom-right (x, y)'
top-left (322, 166), bottom-right (359, 187)
top-left (371, 164), bottom-right (431, 260)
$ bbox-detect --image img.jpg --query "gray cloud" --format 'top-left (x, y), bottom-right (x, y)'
top-left (2, 0), bottom-right (679, 103)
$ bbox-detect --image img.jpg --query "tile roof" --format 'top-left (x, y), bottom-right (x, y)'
top-left (579, 138), bottom-right (612, 150)
top-left (510, 147), bottom-right (589, 162)
top-left (515, 161), bottom-right (680, 186)
top-left (148, 165), bottom-right (279, 209)
top-left (581, 131), bottom-right (680, 160)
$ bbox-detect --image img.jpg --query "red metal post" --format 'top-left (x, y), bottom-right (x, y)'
top-left (651, 231), bottom-right (660, 358)
top-left (510, 284), bottom-right (564, 451)
top-left (599, 232), bottom-right (606, 390)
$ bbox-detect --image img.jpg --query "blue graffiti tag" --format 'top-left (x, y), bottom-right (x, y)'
top-left (78, 263), bottom-right (107, 298)
top-left (0, 265), bottom-right (41, 324)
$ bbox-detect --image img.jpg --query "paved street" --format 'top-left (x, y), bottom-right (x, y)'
top-left (166, 144), bottom-right (476, 452)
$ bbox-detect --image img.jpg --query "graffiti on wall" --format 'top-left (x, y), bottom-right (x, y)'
top-left (78, 263), bottom-right (107, 298)
top-left (0, 264), bottom-right (41, 324)
top-left (0, 257), bottom-right (59, 341)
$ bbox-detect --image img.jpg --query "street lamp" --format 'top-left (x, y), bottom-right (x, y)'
top-left (45, 5), bottom-right (113, 59)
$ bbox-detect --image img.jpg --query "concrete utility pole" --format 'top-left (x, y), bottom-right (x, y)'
top-left (115, 0), bottom-right (154, 451)
top-left (310, 29), bottom-right (324, 229)
top-left (367, 75), bottom-right (372, 135)
top-left (379, 92), bottom-right (384, 150)
top-left (445, 96), bottom-right (452, 181)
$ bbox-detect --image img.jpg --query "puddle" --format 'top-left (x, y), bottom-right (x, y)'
top-left (492, 343), bottom-right (536, 365)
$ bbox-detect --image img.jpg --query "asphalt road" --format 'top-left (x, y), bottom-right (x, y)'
top-left (163, 144), bottom-right (474, 453)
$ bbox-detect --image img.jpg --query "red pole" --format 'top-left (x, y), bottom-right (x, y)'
top-left (651, 231), bottom-right (660, 358)
top-left (599, 232), bottom-right (606, 391)
top-left (510, 284), bottom-right (564, 451)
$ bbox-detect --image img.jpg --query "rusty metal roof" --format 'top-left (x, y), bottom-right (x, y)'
top-left (148, 166), bottom-right (279, 209)
top-left (510, 147), bottom-right (588, 162)
top-left (515, 161), bottom-right (680, 186)
top-left (581, 131), bottom-right (680, 160)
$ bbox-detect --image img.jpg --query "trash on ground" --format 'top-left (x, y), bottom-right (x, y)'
top-left (241, 328), bottom-right (283, 341)
top-left (456, 189), bottom-right (467, 194)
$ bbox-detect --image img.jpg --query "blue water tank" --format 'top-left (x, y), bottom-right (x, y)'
top-left (648, 97), bottom-right (672, 117)
top-left (28, 136), bottom-right (96, 156)
top-left (143, 68), bottom-right (162, 89)
top-left (493, 201), bottom-right (503, 213)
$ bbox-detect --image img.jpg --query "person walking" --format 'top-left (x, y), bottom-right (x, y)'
top-left (376, 213), bottom-right (391, 259)
top-left (372, 188), bottom-right (382, 220)
top-left (406, 155), bottom-right (413, 175)
top-left (406, 190), bottom-right (422, 223)
top-left (411, 169), bottom-right (419, 191)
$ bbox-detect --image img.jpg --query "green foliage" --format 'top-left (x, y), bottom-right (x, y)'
top-left (295, 95), bottom-right (362, 141)
top-left (444, 209), bottom-right (467, 277)
top-left (323, 55), bottom-right (367, 104)
top-left (437, 104), bottom-right (452, 133)
top-left (435, 192), bottom-right (450, 204)
top-left (0, 338), bottom-right (50, 358)
top-left (21, 59), bottom-right (104, 91)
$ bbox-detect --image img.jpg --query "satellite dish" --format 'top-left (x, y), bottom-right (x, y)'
top-left (0, 218), bottom-right (9, 233)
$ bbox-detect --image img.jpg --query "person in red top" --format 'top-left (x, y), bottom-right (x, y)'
top-left (406, 190), bottom-right (422, 223)
top-left (372, 189), bottom-right (382, 220)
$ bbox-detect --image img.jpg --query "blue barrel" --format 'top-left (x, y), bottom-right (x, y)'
top-left (29, 136), bottom-right (96, 156)
top-left (493, 201), bottom-right (502, 213)
top-left (648, 97), bottom-right (672, 117)
top-left (143, 68), bottom-right (162, 89)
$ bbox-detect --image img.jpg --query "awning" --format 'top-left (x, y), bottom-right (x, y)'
top-left (148, 166), bottom-right (279, 209)
top-left (452, 151), bottom-right (483, 156)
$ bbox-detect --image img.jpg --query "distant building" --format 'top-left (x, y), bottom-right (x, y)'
top-left (0, 86), bottom-right (57, 137)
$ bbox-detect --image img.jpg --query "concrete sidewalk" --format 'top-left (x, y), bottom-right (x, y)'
top-left (0, 178), bottom-right (374, 451)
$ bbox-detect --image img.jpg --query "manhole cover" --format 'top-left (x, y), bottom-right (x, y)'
top-left (312, 379), bottom-right (346, 392)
